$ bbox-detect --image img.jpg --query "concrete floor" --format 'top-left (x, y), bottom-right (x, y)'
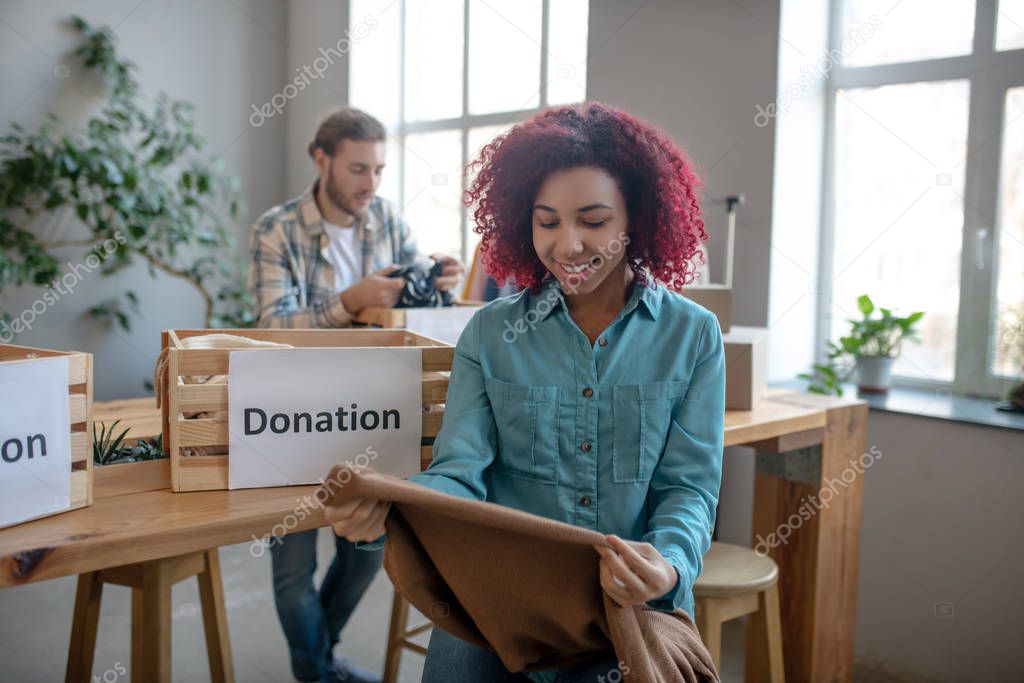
top-left (0, 528), bottom-right (747, 682)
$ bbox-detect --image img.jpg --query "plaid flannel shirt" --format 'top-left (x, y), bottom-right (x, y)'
top-left (248, 181), bottom-right (419, 328)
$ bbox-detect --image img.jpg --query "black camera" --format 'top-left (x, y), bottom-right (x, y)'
top-left (387, 259), bottom-right (453, 308)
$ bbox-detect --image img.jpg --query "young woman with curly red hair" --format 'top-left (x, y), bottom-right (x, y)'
top-left (327, 102), bottom-right (725, 682)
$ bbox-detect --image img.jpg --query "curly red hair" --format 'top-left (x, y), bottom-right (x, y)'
top-left (465, 102), bottom-right (707, 292)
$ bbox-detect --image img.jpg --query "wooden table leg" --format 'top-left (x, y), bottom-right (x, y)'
top-left (65, 572), bottom-right (104, 683)
top-left (136, 558), bottom-right (172, 683)
top-left (750, 402), bottom-right (868, 683)
top-left (197, 549), bottom-right (234, 683)
top-left (130, 588), bottom-right (144, 679)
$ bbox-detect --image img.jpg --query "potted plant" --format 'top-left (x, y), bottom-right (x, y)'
top-left (800, 295), bottom-right (924, 395)
top-left (996, 309), bottom-right (1024, 414)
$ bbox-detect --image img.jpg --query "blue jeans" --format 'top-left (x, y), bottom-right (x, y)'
top-left (422, 626), bottom-right (624, 683)
top-left (271, 529), bottom-right (383, 682)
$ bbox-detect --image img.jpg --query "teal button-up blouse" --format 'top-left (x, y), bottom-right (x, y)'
top-left (408, 275), bottom-right (726, 627)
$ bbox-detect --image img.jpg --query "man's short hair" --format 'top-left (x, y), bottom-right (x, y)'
top-left (307, 107), bottom-right (386, 157)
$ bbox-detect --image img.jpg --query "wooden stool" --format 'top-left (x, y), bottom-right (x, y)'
top-left (65, 548), bottom-right (234, 683)
top-left (694, 542), bottom-right (784, 683)
top-left (382, 591), bottom-right (433, 683)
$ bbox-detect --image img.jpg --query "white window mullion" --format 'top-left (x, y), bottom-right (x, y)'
top-left (953, 0), bottom-right (1001, 397)
top-left (815, 0), bottom-right (843, 374)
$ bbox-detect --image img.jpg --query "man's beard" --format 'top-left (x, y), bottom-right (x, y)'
top-left (325, 165), bottom-right (369, 219)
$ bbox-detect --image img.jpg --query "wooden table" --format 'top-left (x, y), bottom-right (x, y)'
top-left (0, 390), bottom-right (867, 683)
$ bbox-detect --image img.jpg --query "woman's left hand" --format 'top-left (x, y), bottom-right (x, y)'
top-left (593, 535), bottom-right (679, 607)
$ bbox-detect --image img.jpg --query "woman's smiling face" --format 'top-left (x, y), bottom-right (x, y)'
top-left (532, 166), bottom-right (629, 295)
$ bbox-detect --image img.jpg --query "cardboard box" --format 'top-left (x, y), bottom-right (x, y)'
top-left (722, 326), bottom-right (768, 411)
top-left (681, 285), bottom-right (732, 333)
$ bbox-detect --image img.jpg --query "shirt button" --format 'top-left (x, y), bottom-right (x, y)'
top-left (582, 387), bottom-right (593, 398)
top-left (580, 496), bottom-right (592, 507)
top-left (597, 337), bottom-right (608, 346)
top-left (580, 440), bottom-right (592, 452)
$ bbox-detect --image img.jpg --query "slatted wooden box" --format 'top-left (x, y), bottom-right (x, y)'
top-left (160, 329), bottom-right (453, 492)
top-left (0, 343), bottom-right (92, 527)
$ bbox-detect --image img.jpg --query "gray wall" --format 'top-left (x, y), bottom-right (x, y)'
top-left (852, 413), bottom-right (1024, 681)
top-left (587, 0), bottom-right (780, 327)
top-left (284, 1), bottom-right (350, 198)
top-left (0, 0), bottom-right (287, 399)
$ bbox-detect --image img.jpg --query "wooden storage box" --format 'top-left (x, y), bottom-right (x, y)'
top-left (0, 343), bottom-right (92, 526)
top-left (160, 329), bottom-right (454, 492)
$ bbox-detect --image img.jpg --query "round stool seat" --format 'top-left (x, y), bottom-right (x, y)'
top-left (694, 542), bottom-right (778, 598)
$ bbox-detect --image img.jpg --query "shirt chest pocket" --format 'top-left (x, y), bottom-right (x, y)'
top-left (484, 377), bottom-right (560, 484)
top-left (612, 381), bottom-right (689, 483)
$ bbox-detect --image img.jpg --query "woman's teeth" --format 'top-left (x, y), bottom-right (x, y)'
top-left (560, 262), bottom-right (590, 274)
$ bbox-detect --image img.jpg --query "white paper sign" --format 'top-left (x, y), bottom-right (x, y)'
top-left (0, 356), bottom-right (72, 528)
top-left (228, 348), bottom-right (423, 489)
top-left (404, 306), bottom-right (479, 346)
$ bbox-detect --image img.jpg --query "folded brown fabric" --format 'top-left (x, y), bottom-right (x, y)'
top-left (327, 467), bottom-right (719, 682)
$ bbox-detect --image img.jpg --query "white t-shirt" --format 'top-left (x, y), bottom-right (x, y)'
top-left (322, 220), bottom-right (361, 292)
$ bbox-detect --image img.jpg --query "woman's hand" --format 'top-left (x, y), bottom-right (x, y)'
top-left (594, 535), bottom-right (679, 607)
top-left (323, 476), bottom-right (392, 542)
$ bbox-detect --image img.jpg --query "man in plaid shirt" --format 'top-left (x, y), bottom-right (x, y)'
top-left (249, 107), bottom-right (463, 683)
top-left (248, 108), bottom-right (463, 329)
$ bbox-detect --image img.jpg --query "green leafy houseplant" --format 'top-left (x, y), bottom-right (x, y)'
top-left (800, 295), bottom-right (924, 395)
top-left (0, 15), bottom-right (254, 337)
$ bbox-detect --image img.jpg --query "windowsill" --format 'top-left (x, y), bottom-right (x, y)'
top-left (770, 380), bottom-right (1024, 433)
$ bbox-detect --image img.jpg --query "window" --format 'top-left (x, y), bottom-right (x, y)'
top-left (821, 0), bottom-right (1024, 398)
top-left (349, 0), bottom-right (589, 264)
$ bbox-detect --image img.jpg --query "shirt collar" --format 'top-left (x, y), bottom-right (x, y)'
top-left (531, 272), bottom-right (662, 322)
top-left (300, 179), bottom-right (375, 237)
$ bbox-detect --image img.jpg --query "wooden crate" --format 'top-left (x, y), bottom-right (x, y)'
top-left (93, 397), bottom-right (171, 498)
top-left (160, 328), bottom-right (454, 492)
top-left (0, 343), bottom-right (92, 526)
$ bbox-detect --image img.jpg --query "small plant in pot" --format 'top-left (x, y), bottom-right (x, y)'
top-left (996, 309), bottom-right (1024, 414)
top-left (800, 295), bottom-right (924, 395)
top-left (843, 295), bottom-right (924, 393)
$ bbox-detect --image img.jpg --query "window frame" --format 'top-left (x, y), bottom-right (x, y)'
top-left (378, 0), bottom-right (585, 266)
top-left (819, 0), bottom-right (1024, 398)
